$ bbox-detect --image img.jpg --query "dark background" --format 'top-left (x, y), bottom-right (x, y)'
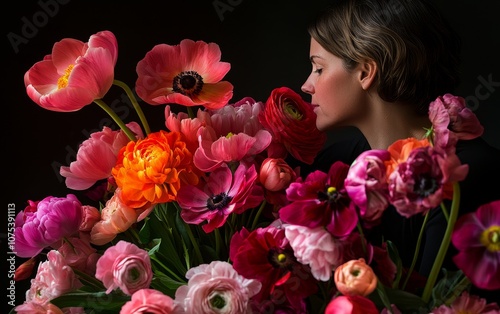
top-left (3, 0), bottom-right (499, 311)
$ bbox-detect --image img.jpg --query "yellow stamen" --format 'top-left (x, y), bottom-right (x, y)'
top-left (480, 225), bottom-right (500, 252)
top-left (277, 253), bottom-right (286, 263)
top-left (57, 64), bottom-right (74, 89)
top-left (284, 101), bottom-right (303, 120)
top-left (327, 186), bottom-right (336, 194)
top-left (226, 132), bottom-right (234, 139)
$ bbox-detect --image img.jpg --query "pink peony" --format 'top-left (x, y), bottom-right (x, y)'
top-left (25, 250), bottom-right (82, 305)
top-left (120, 289), bottom-right (177, 314)
top-left (24, 30), bottom-right (118, 112)
top-left (14, 195), bottom-right (83, 258)
top-left (175, 261), bottom-right (261, 314)
top-left (284, 224), bottom-right (343, 281)
top-left (60, 122), bottom-right (143, 190)
top-left (95, 240), bottom-right (153, 295)
top-left (430, 291), bottom-right (500, 314)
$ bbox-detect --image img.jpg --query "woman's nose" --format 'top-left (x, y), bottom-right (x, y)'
top-left (301, 81), bottom-right (313, 94)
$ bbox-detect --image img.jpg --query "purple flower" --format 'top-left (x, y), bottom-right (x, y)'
top-left (451, 199), bottom-right (500, 290)
top-left (279, 161), bottom-right (358, 238)
top-left (14, 194), bottom-right (83, 258)
top-left (177, 163), bottom-right (263, 233)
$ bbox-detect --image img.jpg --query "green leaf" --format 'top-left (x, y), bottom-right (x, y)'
top-left (50, 290), bottom-right (130, 312)
top-left (429, 269), bottom-right (469, 309)
top-left (369, 285), bottom-right (427, 313)
top-left (386, 240), bottom-right (403, 289)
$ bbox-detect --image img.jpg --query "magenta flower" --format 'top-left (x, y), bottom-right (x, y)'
top-left (344, 149), bottom-right (391, 228)
top-left (388, 146), bottom-right (468, 217)
top-left (429, 93), bottom-right (484, 140)
top-left (121, 289), bottom-right (177, 314)
top-left (14, 195), bottom-right (83, 258)
top-left (24, 30), bottom-right (118, 112)
top-left (175, 261), bottom-right (261, 313)
top-left (451, 199), bottom-right (500, 290)
top-left (95, 240), bottom-right (153, 295)
top-left (177, 163), bottom-right (263, 233)
top-left (193, 98), bottom-right (272, 172)
top-left (135, 39), bottom-right (233, 109)
top-left (60, 122), bottom-right (143, 190)
top-left (229, 226), bottom-right (318, 313)
top-left (279, 161), bottom-right (358, 238)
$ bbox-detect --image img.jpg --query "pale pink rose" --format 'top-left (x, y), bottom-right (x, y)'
top-left (90, 189), bottom-right (138, 245)
top-left (95, 240), bottom-right (153, 295)
top-left (26, 250), bottom-right (82, 305)
top-left (284, 224), bottom-right (343, 281)
top-left (175, 261), bottom-right (262, 314)
top-left (79, 205), bottom-right (100, 232)
top-left (57, 237), bottom-right (100, 275)
top-left (15, 302), bottom-right (64, 314)
top-left (60, 122), bottom-right (143, 190)
top-left (120, 289), bottom-right (178, 314)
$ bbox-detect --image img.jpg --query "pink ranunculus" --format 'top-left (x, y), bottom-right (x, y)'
top-left (24, 30), bottom-right (118, 112)
top-left (174, 261), bottom-right (261, 314)
top-left (259, 158), bottom-right (297, 192)
top-left (193, 98), bottom-right (272, 172)
top-left (26, 250), bottom-right (82, 305)
top-left (429, 93), bottom-right (484, 140)
top-left (60, 122), bottom-right (143, 190)
top-left (14, 195), bottom-right (83, 258)
top-left (120, 289), bottom-right (177, 314)
top-left (430, 291), bottom-right (500, 314)
top-left (57, 237), bottom-right (100, 276)
top-left (258, 86), bottom-right (327, 165)
top-left (451, 199), bottom-right (500, 290)
top-left (95, 240), bottom-right (153, 295)
top-left (90, 189), bottom-right (138, 245)
top-left (15, 302), bottom-right (65, 314)
top-left (344, 149), bottom-right (391, 228)
top-left (135, 39), bottom-right (233, 110)
top-left (324, 295), bottom-right (379, 314)
top-left (284, 224), bottom-right (344, 281)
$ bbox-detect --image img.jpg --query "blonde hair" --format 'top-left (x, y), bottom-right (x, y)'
top-left (309, 0), bottom-right (461, 115)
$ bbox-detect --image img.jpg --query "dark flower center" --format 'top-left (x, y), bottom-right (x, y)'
top-left (268, 248), bottom-right (293, 270)
top-left (207, 193), bottom-right (232, 210)
top-left (209, 294), bottom-right (226, 309)
top-left (172, 70), bottom-right (204, 97)
top-left (414, 174), bottom-right (439, 197)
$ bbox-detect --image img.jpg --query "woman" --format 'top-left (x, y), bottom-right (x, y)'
top-left (300, 0), bottom-right (500, 301)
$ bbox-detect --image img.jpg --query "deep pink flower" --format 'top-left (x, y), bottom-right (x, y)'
top-left (229, 226), bottom-right (318, 313)
top-left (14, 195), bottom-right (83, 258)
top-left (388, 146), bottom-right (468, 217)
top-left (344, 149), bottom-right (391, 228)
top-left (135, 39), bottom-right (233, 109)
top-left (57, 237), bottom-right (100, 276)
top-left (279, 161), bottom-right (358, 238)
top-left (193, 98), bottom-right (272, 172)
top-left (259, 86), bottom-right (326, 165)
top-left (120, 289), bottom-right (177, 314)
top-left (24, 30), bottom-right (118, 112)
top-left (324, 295), bottom-right (379, 314)
top-left (60, 122), bottom-right (143, 190)
top-left (174, 261), bottom-right (261, 314)
top-left (429, 93), bottom-right (484, 140)
top-left (451, 199), bottom-right (500, 290)
top-left (177, 163), bottom-right (263, 233)
top-left (95, 240), bottom-right (153, 295)
top-left (430, 291), bottom-right (500, 314)
top-left (164, 104), bottom-right (211, 153)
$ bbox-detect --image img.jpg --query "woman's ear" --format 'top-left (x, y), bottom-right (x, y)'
top-left (358, 60), bottom-right (377, 90)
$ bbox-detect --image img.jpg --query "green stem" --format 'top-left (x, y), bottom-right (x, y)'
top-left (421, 183), bottom-right (461, 303)
top-left (94, 99), bottom-right (135, 140)
top-left (113, 79), bottom-right (151, 134)
top-left (440, 203), bottom-right (449, 221)
top-left (149, 255), bottom-right (185, 282)
top-left (73, 268), bottom-right (105, 290)
top-left (402, 212), bottom-right (429, 290)
top-left (251, 200), bottom-right (267, 230)
top-left (183, 221), bottom-right (204, 264)
top-left (356, 222), bottom-right (367, 256)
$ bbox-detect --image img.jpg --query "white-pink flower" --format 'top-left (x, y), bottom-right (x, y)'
top-left (284, 224), bottom-right (343, 281)
top-left (174, 261), bottom-right (261, 314)
top-left (26, 250), bottom-right (82, 305)
top-left (60, 121), bottom-right (143, 190)
top-left (95, 240), bottom-right (153, 295)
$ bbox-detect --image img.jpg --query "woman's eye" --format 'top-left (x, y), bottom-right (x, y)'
top-left (313, 68), bottom-right (323, 74)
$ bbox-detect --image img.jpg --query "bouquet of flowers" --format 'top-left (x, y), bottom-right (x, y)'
top-left (11, 30), bottom-right (500, 314)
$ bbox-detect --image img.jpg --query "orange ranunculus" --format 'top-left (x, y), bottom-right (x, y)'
top-left (385, 137), bottom-right (431, 176)
top-left (334, 258), bottom-right (378, 297)
top-left (112, 130), bottom-right (201, 210)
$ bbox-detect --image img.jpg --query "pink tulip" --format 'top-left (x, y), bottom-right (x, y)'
top-left (259, 158), bottom-right (297, 192)
top-left (24, 30), bottom-right (118, 112)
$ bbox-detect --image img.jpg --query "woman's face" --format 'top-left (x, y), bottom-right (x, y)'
top-left (301, 38), bottom-right (366, 131)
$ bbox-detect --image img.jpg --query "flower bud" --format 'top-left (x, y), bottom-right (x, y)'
top-left (259, 158), bottom-right (296, 191)
top-left (334, 258), bottom-right (377, 296)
